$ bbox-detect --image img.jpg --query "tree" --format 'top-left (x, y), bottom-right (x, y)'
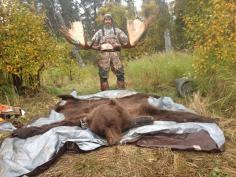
top-left (77, 0), bottom-right (104, 37)
top-left (37, 0), bottom-right (66, 35)
top-left (123, 0), bottom-right (136, 17)
top-left (0, 0), bottom-right (69, 93)
top-left (171, 0), bottom-right (188, 50)
top-left (138, 0), bottom-right (170, 52)
top-left (182, 0), bottom-right (236, 73)
top-left (35, 0), bottom-right (105, 37)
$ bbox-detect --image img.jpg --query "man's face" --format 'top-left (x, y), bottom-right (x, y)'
top-left (104, 17), bottom-right (112, 26)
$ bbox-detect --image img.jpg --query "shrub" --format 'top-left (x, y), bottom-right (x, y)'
top-left (0, 0), bottom-right (70, 92)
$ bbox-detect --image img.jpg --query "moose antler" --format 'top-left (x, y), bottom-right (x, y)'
top-left (60, 21), bottom-right (87, 48)
top-left (61, 16), bottom-right (155, 49)
top-left (126, 16), bottom-right (155, 47)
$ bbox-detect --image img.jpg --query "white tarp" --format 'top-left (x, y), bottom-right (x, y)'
top-left (0, 90), bottom-right (225, 177)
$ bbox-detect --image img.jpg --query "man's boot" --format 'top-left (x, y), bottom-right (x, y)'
top-left (117, 80), bottom-right (125, 89)
top-left (101, 81), bottom-right (109, 91)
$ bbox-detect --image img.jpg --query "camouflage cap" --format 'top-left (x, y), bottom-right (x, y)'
top-left (104, 13), bottom-right (113, 20)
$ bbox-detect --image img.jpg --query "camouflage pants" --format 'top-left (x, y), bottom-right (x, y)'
top-left (98, 51), bottom-right (124, 82)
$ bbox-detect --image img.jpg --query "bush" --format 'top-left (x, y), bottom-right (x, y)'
top-left (181, 0), bottom-right (236, 117)
top-left (0, 0), bottom-right (70, 92)
top-left (183, 0), bottom-right (236, 73)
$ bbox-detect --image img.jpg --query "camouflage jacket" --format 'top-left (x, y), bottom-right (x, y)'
top-left (91, 26), bottom-right (128, 51)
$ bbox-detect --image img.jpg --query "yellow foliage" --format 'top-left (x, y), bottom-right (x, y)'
top-left (0, 0), bottom-right (70, 89)
top-left (183, 0), bottom-right (236, 74)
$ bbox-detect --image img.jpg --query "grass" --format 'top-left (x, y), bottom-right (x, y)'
top-left (39, 51), bottom-right (236, 118)
top-left (194, 64), bottom-right (236, 118)
top-left (1, 52), bottom-right (236, 177)
top-left (40, 52), bottom-right (194, 99)
top-left (41, 64), bottom-right (100, 95)
top-left (37, 143), bottom-right (236, 177)
top-left (126, 52), bottom-right (193, 97)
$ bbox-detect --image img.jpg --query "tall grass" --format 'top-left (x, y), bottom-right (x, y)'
top-left (126, 52), bottom-right (193, 97)
top-left (194, 64), bottom-right (236, 117)
top-left (41, 52), bottom-right (194, 97)
top-left (2, 51), bottom-right (234, 118)
top-left (0, 72), bottom-right (20, 106)
top-left (126, 52), bottom-right (236, 117)
top-left (41, 64), bottom-right (100, 95)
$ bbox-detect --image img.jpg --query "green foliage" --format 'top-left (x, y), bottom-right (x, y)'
top-left (141, 0), bottom-right (171, 51)
top-left (0, 84), bottom-right (18, 104)
top-left (182, 0), bottom-right (236, 73)
top-left (28, 51), bottom-right (236, 117)
top-left (176, 0), bottom-right (236, 116)
top-left (41, 52), bottom-right (194, 97)
top-left (127, 52), bottom-right (236, 117)
top-left (126, 52), bottom-right (193, 96)
top-left (0, 0), bottom-right (70, 90)
top-left (171, 0), bottom-right (189, 49)
top-left (41, 62), bottom-right (99, 95)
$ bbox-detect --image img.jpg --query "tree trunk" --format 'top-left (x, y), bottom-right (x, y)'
top-left (12, 74), bottom-right (23, 94)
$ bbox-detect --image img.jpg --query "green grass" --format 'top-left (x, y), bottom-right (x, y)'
top-left (0, 84), bottom-right (19, 105)
top-left (126, 52), bottom-right (236, 117)
top-left (41, 52), bottom-right (194, 99)
top-left (194, 64), bottom-right (236, 117)
top-left (41, 64), bottom-right (100, 95)
top-left (126, 52), bottom-right (194, 97)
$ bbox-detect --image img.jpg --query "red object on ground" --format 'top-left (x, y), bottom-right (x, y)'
top-left (0, 104), bottom-right (12, 113)
top-left (0, 104), bottom-right (21, 116)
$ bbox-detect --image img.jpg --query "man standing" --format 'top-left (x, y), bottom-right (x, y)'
top-left (91, 13), bottom-right (128, 91)
top-left (61, 13), bottom-right (150, 91)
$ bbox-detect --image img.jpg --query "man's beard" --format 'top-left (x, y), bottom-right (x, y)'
top-left (104, 23), bottom-right (112, 28)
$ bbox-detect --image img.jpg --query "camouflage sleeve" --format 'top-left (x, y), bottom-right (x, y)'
top-left (91, 29), bottom-right (102, 46)
top-left (116, 28), bottom-right (129, 46)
